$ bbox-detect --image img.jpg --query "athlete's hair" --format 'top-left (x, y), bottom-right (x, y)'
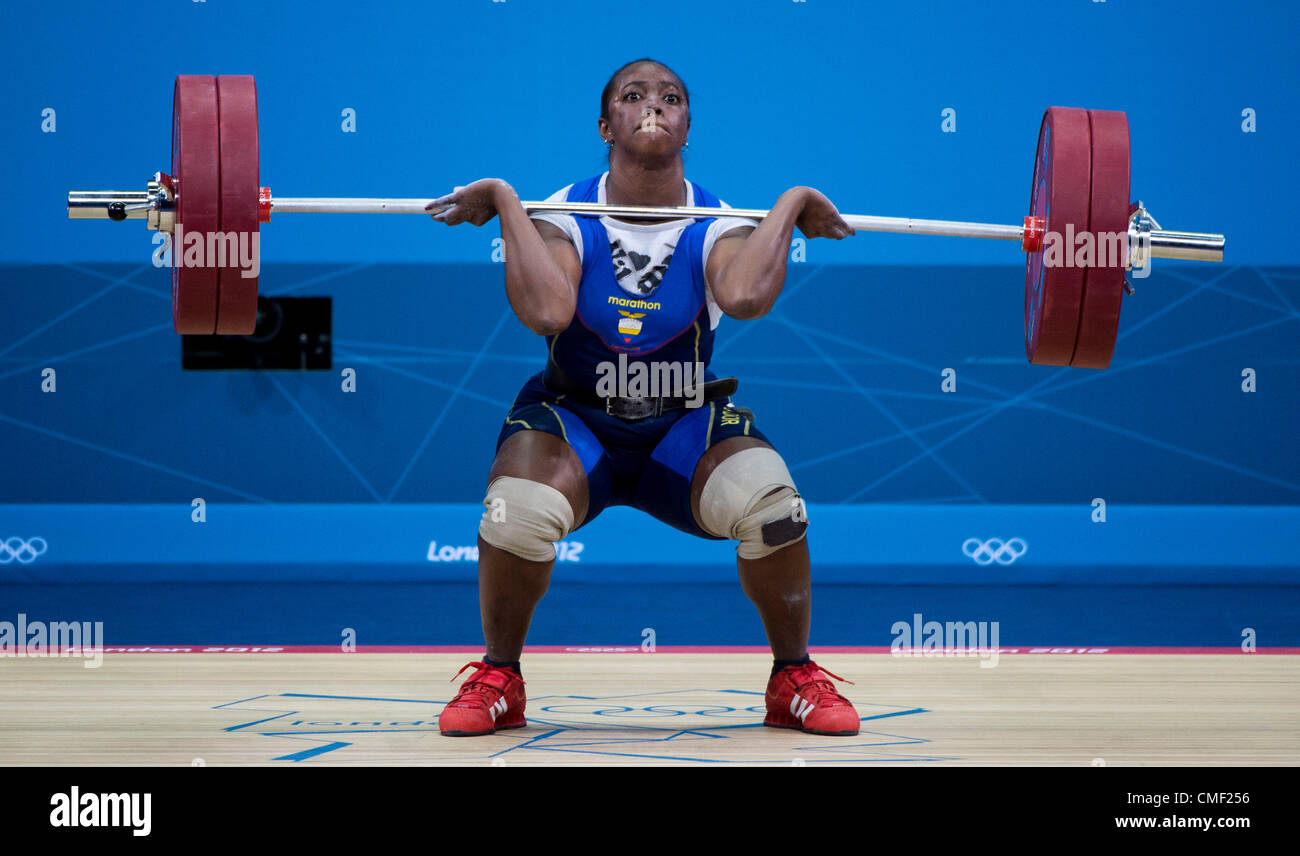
top-left (599, 58), bottom-right (691, 125)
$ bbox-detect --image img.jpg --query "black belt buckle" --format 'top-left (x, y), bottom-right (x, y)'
top-left (605, 396), bottom-right (663, 421)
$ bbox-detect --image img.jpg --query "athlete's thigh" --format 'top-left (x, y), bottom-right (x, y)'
top-left (689, 435), bottom-right (778, 529)
top-left (489, 430), bottom-right (590, 526)
top-left (632, 400), bottom-right (773, 537)
top-left (491, 396), bottom-right (614, 529)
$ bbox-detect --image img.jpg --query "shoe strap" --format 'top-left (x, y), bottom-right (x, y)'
top-left (806, 661), bottom-right (854, 685)
top-left (449, 660), bottom-right (525, 686)
top-left (787, 661), bottom-right (855, 695)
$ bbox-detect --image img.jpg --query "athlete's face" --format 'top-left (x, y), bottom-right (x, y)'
top-left (600, 63), bottom-right (690, 158)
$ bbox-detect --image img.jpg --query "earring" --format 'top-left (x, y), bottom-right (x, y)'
top-left (681, 141), bottom-right (689, 151)
top-left (605, 138), bottom-right (614, 149)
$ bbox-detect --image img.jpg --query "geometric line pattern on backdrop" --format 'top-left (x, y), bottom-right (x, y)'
top-left (771, 264), bottom-right (1299, 502)
top-left (1, 263), bottom-right (1295, 504)
top-left (385, 307), bottom-right (513, 502)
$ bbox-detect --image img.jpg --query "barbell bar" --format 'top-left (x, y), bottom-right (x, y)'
top-left (67, 192), bottom-right (1225, 263)
top-left (65, 75), bottom-right (1227, 369)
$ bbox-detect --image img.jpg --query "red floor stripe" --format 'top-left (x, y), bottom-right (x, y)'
top-left (40, 644), bottom-right (1300, 655)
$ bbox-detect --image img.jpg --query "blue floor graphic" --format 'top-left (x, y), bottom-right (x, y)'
top-left (212, 690), bottom-right (948, 764)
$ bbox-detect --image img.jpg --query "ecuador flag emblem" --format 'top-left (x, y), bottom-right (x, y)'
top-left (617, 310), bottom-right (645, 342)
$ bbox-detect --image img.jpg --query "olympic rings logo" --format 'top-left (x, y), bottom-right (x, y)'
top-left (962, 537), bottom-right (1027, 566)
top-left (1, 537), bottom-right (48, 565)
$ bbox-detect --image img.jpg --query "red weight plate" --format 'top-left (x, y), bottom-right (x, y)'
top-left (172, 76), bottom-right (221, 335)
top-left (1070, 110), bottom-right (1130, 369)
top-left (215, 75), bottom-right (260, 335)
top-left (1024, 107), bottom-right (1091, 365)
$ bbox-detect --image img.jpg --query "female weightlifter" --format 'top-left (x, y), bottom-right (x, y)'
top-left (427, 58), bottom-right (861, 737)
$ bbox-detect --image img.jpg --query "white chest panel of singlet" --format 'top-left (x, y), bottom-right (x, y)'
top-left (529, 172), bottom-right (758, 330)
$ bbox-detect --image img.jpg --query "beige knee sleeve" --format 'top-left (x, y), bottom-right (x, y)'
top-left (697, 447), bottom-right (808, 560)
top-left (478, 476), bottom-right (575, 563)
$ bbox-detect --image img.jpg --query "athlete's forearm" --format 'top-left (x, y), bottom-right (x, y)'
top-left (712, 187), bottom-right (809, 319)
top-left (494, 183), bottom-right (577, 335)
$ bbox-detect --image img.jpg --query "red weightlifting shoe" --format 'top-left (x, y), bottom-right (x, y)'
top-left (439, 661), bottom-right (527, 737)
top-left (764, 660), bottom-right (860, 736)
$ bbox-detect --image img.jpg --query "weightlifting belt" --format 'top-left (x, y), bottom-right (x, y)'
top-left (542, 363), bottom-right (738, 422)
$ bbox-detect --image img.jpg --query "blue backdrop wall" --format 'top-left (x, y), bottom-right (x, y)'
top-left (1, 0), bottom-right (1295, 266)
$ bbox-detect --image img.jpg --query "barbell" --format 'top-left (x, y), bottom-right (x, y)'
top-left (67, 75), bottom-right (1226, 369)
